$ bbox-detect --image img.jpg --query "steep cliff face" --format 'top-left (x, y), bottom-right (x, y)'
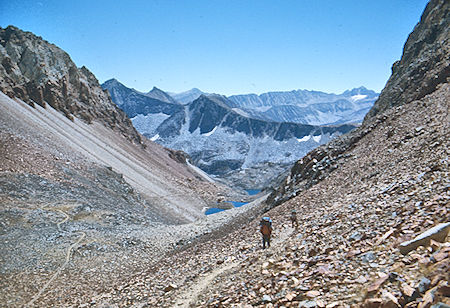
top-left (0, 26), bottom-right (142, 144)
top-left (365, 0), bottom-right (449, 119)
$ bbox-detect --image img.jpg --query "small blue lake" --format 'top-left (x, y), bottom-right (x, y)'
top-left (228, 201), bottom-right (248, 208)
top-left (245, 189), bottom-right (261, 196)
top-left (204, 207), bottom-right (226, 215)
top-left (205, 201), bottom-right (249, 215)
top-left (205, 189), bottom-right (261, 215)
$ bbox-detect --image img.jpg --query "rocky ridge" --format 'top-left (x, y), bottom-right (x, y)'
top-left (0, 26), bottom-right (142, 144)
top-left (228, 86), bottom-right (378, 126)
top-left (267, 0), bottom-right (449, 210)
top-left (365, 0), bottom-right (449, 119)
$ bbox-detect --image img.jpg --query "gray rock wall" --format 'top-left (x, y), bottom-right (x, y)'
top-left (0, 26), bottom-right (142, 144)
top-left (365, 0), bottom-right (449, 119)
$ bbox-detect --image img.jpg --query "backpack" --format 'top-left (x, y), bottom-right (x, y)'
top-left (260, 217), bottom-right (272, 235)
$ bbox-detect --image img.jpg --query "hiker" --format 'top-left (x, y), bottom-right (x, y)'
top-left (290, 210), bottom-right (298, 229)
top-left (260, 217), bottom-right (273, 249)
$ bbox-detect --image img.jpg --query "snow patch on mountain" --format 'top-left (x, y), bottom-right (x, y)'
top-left (350, 94), bottom-right (368, 101)
top-left (232, 108), bottom-right (250, 117)
top-left (202, 126), bottom-right (218, 136)
top-left (312, 135), bottom-right (321, 142)
top-left (150, 134), bottom-right (160, 141)
top-left (131, 113), bottom-right (170, 136)
top-left (159, 119), bottom-right (341, 176)
top-left (297, 135), bottom-right (311, 142)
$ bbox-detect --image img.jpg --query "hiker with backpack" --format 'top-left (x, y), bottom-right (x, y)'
top-left (290, 210), bottom-right (298, 229)
top-left (260, 217), bottom-right (273, 249)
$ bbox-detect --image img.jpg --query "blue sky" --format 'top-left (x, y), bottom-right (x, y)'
top-left (1, 0), bottom-right (428, 95)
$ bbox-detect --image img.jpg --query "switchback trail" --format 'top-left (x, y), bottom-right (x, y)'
top-left (26, 206), bottom-right (86, 307)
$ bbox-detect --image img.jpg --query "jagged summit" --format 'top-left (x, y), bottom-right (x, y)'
top-left (342, 86), bottom-right (377, 96)
top-left (228, 87), bottom-right (379, 125)
top-left (103, 78), bottom-right (121, 86)
top-left (169, 87), bottom-right (206, 104)
top-left (102, 78), bottom-right (183, 118)
top-left (194, 93), bottom-right (234, 110)
top-left (146, 86), bottom-right (180, 105)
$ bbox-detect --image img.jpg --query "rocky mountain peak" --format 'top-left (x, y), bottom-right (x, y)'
top-left (146, 86), bottom-right (179, 104)
top-left (102, 78), bottom-right (121, 87)
top-left (0, 26), bottom-right (142, 144)
top-left (193, 93), bottom-right (233, 110)
top-left (169, 87), bottom-right (206, 104)
top-left (343, 86), bottom-right (377, 96)
top-left (365, 0), bottom-right (449, 119)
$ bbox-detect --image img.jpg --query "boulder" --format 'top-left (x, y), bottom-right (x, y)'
top-left (163, 284), bottom-right (177, 292)
top-left (399, 223), bottom-right (450, 255)
top-left (262, 294), bottom-right (272, 303)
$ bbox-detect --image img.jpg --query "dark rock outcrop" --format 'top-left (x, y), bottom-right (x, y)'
top-left (0, 26), bottom-right (142, 144)
top-left (102, 79), bottom-right (183, 118)
top-left (266, 116), bottom-right (384, 207)
top-left (365, 0), bottom-right (449, 119)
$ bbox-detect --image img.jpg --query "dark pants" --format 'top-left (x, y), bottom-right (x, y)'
top-left (262, 235), bottom-right (271, 249)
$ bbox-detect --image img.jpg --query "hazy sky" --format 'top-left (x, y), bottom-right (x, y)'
top-left (1, 0), bottom-right (428, 95)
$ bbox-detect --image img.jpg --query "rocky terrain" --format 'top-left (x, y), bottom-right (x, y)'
top-left (81, 79), bottom-right (449, 308)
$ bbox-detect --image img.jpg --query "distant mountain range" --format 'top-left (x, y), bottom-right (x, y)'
top-left (103, 79), bottom-right (362, 187)
top-left (166, 86), bottom-right (378, 125)
top-left (228, 87), bottom-right (378, 125)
